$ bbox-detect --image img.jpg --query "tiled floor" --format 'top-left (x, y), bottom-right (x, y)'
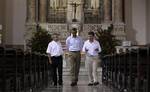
top-left (42, 75), bottom-right (118, 92)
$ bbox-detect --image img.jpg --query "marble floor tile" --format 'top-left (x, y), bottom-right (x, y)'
top-left (42, 76), bottom-right (118, 92)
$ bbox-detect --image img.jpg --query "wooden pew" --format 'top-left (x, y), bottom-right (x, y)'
top-left (0, 47), bottom-right (13, 92)
top-left (102, 46), bottom-right (150, 92)
top-left (136, 47), bottom-right (149, 92)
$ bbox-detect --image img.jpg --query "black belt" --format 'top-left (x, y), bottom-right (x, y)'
top-left (51, 55), bottom-right (62, 58)
top-left (87, 55), bottom-right (98, 57)
top-left (70, 51), bottom-right (80, 52)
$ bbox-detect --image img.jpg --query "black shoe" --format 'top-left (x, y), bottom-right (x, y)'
top-left (53, 84), bottom-right (57, 87)
top-left (70, 82), bottom-right (77, 86)
top-left (88, 83), bottom-right (93, 86)
top-left (53, 82), bottom-right (57, 86)
top-left (59, 82), bottom-right (63, 86)
top-left (93, 82), bottom-right (99, 86)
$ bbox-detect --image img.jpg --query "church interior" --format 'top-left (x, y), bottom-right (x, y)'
top-left (0, 0), bottom-right (150, 92)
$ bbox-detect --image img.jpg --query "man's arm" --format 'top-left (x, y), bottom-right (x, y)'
top-left (98, 42), bottom-right (102, 53)
top-left (82, 41), bottom-right (88, 53)
top-left (79, 37), bottom-right (84, 51)
top-left (47, 53), bottom-right (52, 64)
top-left (46, 43), bottom-right (52, 64)
top-left (66, 37), bottom-right (70, 51)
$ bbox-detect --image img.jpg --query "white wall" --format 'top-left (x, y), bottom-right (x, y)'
top-left (5, 0), bottom-right (13, 44)
top-left (4, 0), bottom-right (26, 46)
top-left (132, 0), bottom-right (147, 45)
top-left (147, 0), bottom-right (150, 44)
top-left (125, 0), bottom-right (134, 41)
top-left (125, 0), bottom-right (148, 45)
top-left (12, 0), bottom-right (26, 45)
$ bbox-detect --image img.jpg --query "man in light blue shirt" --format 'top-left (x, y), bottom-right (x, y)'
top-left (66, 28), bottom-right (83, 86)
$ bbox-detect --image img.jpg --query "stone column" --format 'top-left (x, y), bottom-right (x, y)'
top-left (114, 0), bottom-right (123, 23)
top-left (59, 0), bottom-right (67, 8)
top-left (39, 0), bottom-right (47, 22)
top-left (86, 0), bottom-right (91, 9)
top-left (112, 0), bottom-right (115, 22)
top-left (27, 0), bottom-right (36, 22)
top-left (104, 0), bottom-right (111, 22)
top-left (112, 0), bottom-right (126, 41)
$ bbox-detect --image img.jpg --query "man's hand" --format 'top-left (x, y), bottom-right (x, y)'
top-left (85, 48), bottom-right (88, 52)
top-left (95, 48), bottom-right (99, 51)
top-left (49, 58), bottom-right (52, 64)
top-left (48, 54), bottom-right (52, 64)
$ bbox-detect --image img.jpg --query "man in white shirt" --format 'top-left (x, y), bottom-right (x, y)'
top-left (82, 31), bottom-right (102, 86)
top-left (66, 28), bottom-right (83, 86)
top-left (46, 33), bottom-right (63, 86)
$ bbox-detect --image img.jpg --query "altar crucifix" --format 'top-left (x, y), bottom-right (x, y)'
top-left (70, 2), bottom-right (81, 22)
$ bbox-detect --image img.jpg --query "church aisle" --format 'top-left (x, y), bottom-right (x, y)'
top-left (42, 76), bottom-right (118, 92)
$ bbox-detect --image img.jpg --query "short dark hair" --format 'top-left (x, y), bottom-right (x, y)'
top-left (88, 31), bottom-right (95, 36)
top-left (72, 28), bottom-right (77, 31)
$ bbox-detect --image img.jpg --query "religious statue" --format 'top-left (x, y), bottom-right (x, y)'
top-left (50, 0), bottom-right (67, 9)
top-left (91, 0), bottom-right (99, 9)
top-left (62, 0), bottom-right (67, 8)
top-left (50, 0), bottom-right (58, 9)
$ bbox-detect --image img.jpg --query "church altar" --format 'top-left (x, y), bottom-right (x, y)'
top-left (26, 0), bottom-right (126, 67)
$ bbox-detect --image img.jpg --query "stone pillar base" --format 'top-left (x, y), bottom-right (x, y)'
top-left (112, 23), bottom-right (126, 43)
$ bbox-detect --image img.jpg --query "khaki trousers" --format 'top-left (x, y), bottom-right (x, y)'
top-left (86, 55), bottom-right (100, 83)
top-left (69, 51), bottom-right (81, 83)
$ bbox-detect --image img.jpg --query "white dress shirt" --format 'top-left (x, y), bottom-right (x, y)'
top-left (82, 40), bottom-right (101, 56)
top-left (46, 41), bottom-right (63, 56)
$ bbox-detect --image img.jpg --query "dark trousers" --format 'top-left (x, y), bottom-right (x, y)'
top-left (51, 55), bottom-right (63, 85)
